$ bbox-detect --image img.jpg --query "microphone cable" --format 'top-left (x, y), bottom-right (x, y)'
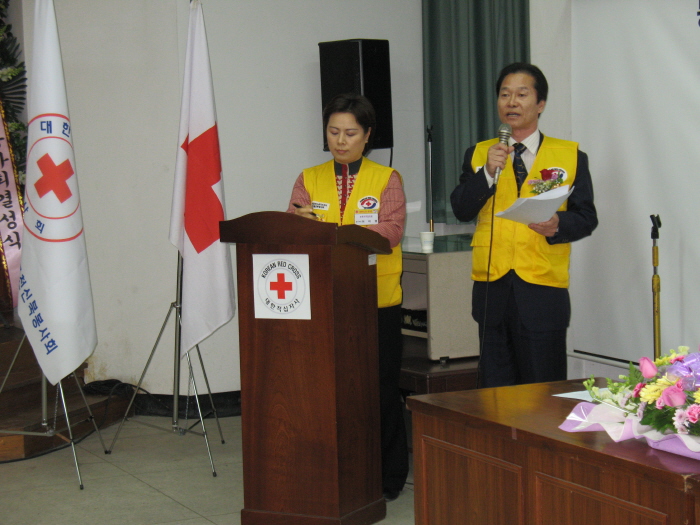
top-left (475, 123), bottom-right (511, 388)
top-left (476, 183), bottom-right (498, 389)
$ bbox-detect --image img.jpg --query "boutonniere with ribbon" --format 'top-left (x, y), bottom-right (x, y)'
top-left (528, 167), bottom-right (566, 194)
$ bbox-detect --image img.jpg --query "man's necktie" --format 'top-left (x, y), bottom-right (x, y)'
top-left (513, 142), bottom-right (528, 190)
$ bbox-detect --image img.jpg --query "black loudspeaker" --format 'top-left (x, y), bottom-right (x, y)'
top-left (318, 39), bottom-right (393, 150)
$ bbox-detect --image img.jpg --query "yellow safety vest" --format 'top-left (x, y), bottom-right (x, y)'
top-left (471, 136), bottom-right (578, 288)
top-left (303, 158), bottom-right (403, 307)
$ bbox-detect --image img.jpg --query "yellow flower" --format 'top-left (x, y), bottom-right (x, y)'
top-left (639, 375), bottom-right (676, 404)
top-left (694, 390), bottom-right (700, 404)
top-left (656, 346), bottom-right (690, 367)
top-left (655, 356), bottom-right (671, 367)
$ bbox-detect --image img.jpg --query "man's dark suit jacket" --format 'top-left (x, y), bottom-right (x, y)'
top-left (450, 136), bottom-right (598, 332)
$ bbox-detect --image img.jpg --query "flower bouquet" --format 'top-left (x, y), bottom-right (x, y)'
top-left (528, 168), bottom-right (564, 194)
top-left (560, 345), bottom-right (700, 460)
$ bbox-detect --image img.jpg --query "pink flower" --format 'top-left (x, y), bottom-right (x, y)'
top-left (632, 382), bottom-right (645, 397)
top-left (660, 382), bottom-right (687, 407)
top-left (687, 404), bottom-right (700, 424)
top-left (674, 408), bottom-right (690, 434)
top-left (670, 354), bottom-right (686, 364)
top-left (638, 357), bottom-right (657, 379)
top-left (637, 402), bottom-right (647, 419)
top-left (540, 168), bottom-right (558, 181)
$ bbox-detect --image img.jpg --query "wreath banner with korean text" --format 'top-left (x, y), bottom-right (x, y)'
top-left (0, 102), bottom-right (24, 308)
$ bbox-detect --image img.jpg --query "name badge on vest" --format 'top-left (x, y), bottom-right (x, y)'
top-left (311, 201), bottom-right (330, 222)
top-left (355, 209), bottom-right (379, 225)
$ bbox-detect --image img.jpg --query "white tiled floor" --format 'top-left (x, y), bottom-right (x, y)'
top-left (0, 416), bottom-right (414, 524)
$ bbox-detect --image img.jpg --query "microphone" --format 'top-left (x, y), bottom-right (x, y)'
top-left (492, 123), bottom-right (512, 185)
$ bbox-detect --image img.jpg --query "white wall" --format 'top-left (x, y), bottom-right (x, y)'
top-left (531, 0), bottom-right (623, 379)
top-left (529, 0), bottom-right (572, 140)
top-left (17, 0), bottom-right (425, 393)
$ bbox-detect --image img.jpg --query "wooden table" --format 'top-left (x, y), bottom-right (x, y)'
top-left (407, 380), bottom-right (700, 525)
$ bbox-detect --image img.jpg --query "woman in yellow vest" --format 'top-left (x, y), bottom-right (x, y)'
top-left (287, 93), bottom-right (408, 502)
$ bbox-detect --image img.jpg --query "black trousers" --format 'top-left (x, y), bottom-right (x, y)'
top-left (473, 272), bottom-right (568, 388)
top-left (377, 304), bottom-right (409, 492)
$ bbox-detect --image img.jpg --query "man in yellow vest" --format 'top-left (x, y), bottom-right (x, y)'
top-left (451, 63), bottom-right (597, 387)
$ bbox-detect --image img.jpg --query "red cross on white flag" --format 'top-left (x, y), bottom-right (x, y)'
top-left (34, 153), bottom-right (74, 203)
top-left (169, 0), bottom-right (235, 356)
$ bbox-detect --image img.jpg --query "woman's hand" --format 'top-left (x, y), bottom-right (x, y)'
top-left (292, 203), bottom-right (317, 220)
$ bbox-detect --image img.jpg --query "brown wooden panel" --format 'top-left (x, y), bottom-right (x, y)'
top-left (332, 243), bottom-right (383, 515)
top-left (421, 436), bottom-right (524, 524)
top-left (529, 447), bottom-right (690, 525)
top-left (534, 473), bottom-right (670, 525)
top-left (239, 244), bottom-right (338, 516)
top-left (0, 434), bottom-right (25, 461)
top-left (412, 411), bottom-right (525, 525)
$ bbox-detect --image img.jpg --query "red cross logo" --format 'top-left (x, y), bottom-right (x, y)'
top-left (34, 153), bottom-right (74, 203)
top-left (269, 273), bottom-right (293, 299)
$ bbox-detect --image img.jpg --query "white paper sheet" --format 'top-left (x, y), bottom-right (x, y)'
top-left (554, 389), bottom-right (597, 401)
top-left (496, 185), bottom-right (574, 225)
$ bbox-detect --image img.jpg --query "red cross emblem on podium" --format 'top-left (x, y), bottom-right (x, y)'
top-left (269, 272), bottom-right (293, 300)
top-left (34, 153), bottom-right (74, 203)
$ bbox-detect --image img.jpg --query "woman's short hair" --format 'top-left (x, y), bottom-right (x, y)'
top-left (322, 93), bottom-right (377, 153)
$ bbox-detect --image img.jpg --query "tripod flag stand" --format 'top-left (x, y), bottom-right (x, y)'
top-left (0, 338), bottom-right (107, 490)
top-left (106, 254), bottom-right (225, 477)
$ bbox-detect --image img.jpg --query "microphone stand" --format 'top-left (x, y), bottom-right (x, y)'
top-left (426, 126), bottom-right (434, 232)
top-left (650, 215), bottom-right (661, 360)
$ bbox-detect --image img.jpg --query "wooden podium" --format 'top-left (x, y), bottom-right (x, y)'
top-left (220, 211), bottom-right (390, 525)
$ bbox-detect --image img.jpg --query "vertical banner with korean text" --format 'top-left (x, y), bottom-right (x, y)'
top-left (18, 0), bottom-right (97, 385)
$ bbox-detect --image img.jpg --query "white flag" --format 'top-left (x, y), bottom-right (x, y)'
top-left (169, 0), bottom-right (235, 356)
top-left (18, 0), bottom-right (97, 385)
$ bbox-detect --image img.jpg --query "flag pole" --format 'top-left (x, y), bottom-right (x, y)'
top-left (172, 253), bottom-right (183, 431)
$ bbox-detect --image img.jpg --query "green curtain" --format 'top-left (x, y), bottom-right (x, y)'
top-left (422, 0), bottom-right (529, 224)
